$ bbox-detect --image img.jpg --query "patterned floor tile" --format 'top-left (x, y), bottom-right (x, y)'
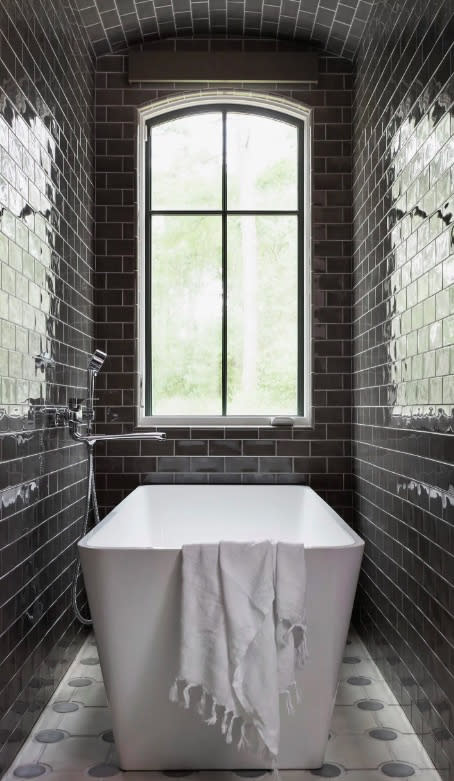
top-left (339, 660), bottom-right (384, 679)
top-left (55, 681), bottom-right (109, 707)
top-left (330, 705), bottom-right (414, 735)
top-left (70, 661), bottom-right (103, 683)
top-left (335, 680), bottom-right (399, 707)
top-left (343, 640), bottom-right (367, 659)
top-left (54, 705), bottom-right (112, 735)
top-left (342, 772), bottom-right (398, 780)
top-left (325, 733), bottom-right (433, 769)
top-left (4, 633), bottom-right (441, 781)
top-left (37, 735), bottom-right (110, 770)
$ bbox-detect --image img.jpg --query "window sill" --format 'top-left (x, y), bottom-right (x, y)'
top-left (137, 414), bottom-right (312, 429)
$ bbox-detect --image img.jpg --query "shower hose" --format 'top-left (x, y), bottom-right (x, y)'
top-left (72, 442), bottom-right (100, 626)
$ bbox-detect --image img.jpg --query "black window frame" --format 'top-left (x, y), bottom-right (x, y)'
top-left (144, 104), bottom-right (305, 418)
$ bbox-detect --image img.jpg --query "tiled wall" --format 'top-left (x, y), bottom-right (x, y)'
top-left (77, 0), bottom-right (372, 60)
top-left (0, 0), bottom-right (94, 771)
top-left (94, 41), bottom-right (353, 519)
top-left (352, 0), bottom-right (454, 777)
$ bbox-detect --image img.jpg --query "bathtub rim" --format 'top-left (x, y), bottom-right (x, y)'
top-left (78, 484), bottom-right (364, 552)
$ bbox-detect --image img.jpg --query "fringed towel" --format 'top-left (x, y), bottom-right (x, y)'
top-left (169, 541), bottom-right (307, 762)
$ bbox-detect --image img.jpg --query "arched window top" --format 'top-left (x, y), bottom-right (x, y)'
top-left (137, 93), bottom-right (312, 427)
top-left (137, 90), bottom-right (313, 125)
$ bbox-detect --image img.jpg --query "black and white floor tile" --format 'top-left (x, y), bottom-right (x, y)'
top-left (4, 632), bottom-right (441, 781)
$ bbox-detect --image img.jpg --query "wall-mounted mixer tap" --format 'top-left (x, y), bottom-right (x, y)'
top-left (68, 350), bottom-right (166, 444)
top-left (71, 348), bottom-right (166, 626)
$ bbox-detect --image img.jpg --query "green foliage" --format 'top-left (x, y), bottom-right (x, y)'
top-left (150, 112), bottom-right (299, 416)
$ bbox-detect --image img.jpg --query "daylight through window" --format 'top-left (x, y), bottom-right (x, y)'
top-left (144, 105), bottom-right (307, 420)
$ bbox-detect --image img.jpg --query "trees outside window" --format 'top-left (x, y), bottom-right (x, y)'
top-left (144, 104), bottom-right (306, 419)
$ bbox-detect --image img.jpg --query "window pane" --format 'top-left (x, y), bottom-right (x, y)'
top-left (151, 113), bottom-right (222, 210)
top-left (226, 114), bottom-right (298, 211)
top-left (151, 216), bottom-right (222, 414)
top-left (227, 215), bottom-right (299, 415)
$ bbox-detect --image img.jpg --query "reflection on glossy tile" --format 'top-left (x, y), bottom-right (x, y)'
top-left (0, 0), bottom-right (95, 772)
top-left (353, 0), bottom-right (454, 779)
top-left (4, 631), bottom-right (440, 781)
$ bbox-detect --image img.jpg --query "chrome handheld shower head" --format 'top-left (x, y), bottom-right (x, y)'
top-left (85, 349), bottom-right (107, 434)
top-left (88, 349), bottom-right (107, 376)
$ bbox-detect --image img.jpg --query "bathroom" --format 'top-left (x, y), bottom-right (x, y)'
top-left (0, 0), bottom-right (453, 778)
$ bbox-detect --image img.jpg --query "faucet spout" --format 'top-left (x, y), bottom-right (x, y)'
top-left (70, 429), bottom-right (166, 446)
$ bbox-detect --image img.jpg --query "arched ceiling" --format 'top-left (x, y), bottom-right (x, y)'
top-left (76, 0), bottom-right (372, 60)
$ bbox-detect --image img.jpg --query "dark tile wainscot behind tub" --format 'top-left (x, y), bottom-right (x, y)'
top-left (94, 41), bottom-right (354, 520)
top-left (0, 1), bottom-right (95, 771)
top-left (352, 0), bottom-right (454, 778)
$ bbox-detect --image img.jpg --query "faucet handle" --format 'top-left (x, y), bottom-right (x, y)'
top-left (69, 397), bottom-right (84, 411)
top-left (68, 398), bottom-right (86, 424)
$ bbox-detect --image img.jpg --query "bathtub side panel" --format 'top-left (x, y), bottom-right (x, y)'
top-left (79, 542), bottom-right (362, 770)
top-left (280, 545), bottom-right (363, 764)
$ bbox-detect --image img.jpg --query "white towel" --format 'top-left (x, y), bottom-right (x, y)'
top-left (169, 541), bottom-right (307, 761)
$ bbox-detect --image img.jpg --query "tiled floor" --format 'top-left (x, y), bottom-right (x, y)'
top-left (4, 631), bottom-right (441, 780)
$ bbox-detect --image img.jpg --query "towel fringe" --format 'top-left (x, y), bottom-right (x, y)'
top-left (169, 675), bottom-right (305, 761)
top-left (169, 611), bottom-right (308, 759)
top-left (206, 696), bottom-right (217, 726)
top-left (182, 682), bottom-right (193, 709)
top-left (198, 689), bottom-right (207, 717)
top-left (238, 721), bottom-right (250, 751)
top-left (169, 679), bottom-right (274, 758)
top-left (226, 714), bottom-right (235, 744)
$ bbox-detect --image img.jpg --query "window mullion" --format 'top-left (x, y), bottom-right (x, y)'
top-left (222, 111), bottom-right (227, 416)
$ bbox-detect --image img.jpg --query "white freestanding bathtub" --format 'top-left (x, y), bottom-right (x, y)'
top-left (78, 485), bottom-right (363, 771)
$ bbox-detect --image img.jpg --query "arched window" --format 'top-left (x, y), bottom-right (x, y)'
top-left (138, 94), bottom-right (311, 427)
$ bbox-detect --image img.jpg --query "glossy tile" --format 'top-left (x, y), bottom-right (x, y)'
top-left (78, 3), bottom-right (371, 58)
top-left (0, 0), bottom-right (95, 772)
top-left (353, 0), bottom-right (454, 778)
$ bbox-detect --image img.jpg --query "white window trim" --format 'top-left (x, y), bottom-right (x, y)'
top-left (136, 90), bottom-right (312, 429)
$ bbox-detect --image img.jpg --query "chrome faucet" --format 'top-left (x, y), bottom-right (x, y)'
top-left (70, 349), bottom-right (165, 626)
top-left (68, 350), bottom-right (166, 445)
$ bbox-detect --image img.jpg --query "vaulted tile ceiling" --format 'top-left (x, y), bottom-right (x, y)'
top-left (76, 0), bottom-right (372, 59)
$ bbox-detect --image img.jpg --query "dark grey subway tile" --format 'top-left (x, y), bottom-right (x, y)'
top-left (258, 457), bottom-right (293, 473)
top-left (225, 457), bottom-right (259, 473)
top-left (209, 439), bottom-right (242, 455)
top-left (95, 51), bottom-right (353, 522)
top-left (243, 439), bottom-right (276, 455)
top-left (190, 457), bottom-right (224, 472)
top-left (157, 456), bottom-right (191, 472)
top-left (0, 0), bottom-right (95, 770)
top-left (352, 0), bottom-right (454, 776)
top-left (175, 439), bottom-right (209, 455)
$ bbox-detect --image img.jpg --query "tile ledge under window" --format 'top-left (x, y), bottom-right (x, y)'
top-left (137, 415), bottom-right (313, 429)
